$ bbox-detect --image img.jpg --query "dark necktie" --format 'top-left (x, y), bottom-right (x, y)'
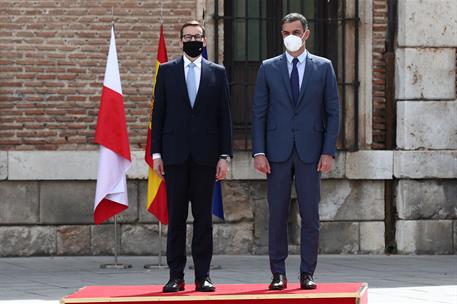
top-left (290, 57), bottom-right (299, 104)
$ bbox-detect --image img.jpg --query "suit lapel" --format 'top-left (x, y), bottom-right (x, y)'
top-left (193, 58), bottom-right (209, 111)
top-left (176, 56), bottom-right (193, 110)
top-left (279, 53), bottom-right (294, 106)
top-left (296, 53), bottom-right (313, 107)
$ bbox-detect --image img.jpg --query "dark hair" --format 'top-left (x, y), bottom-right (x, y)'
top-left (281, 13), bottom-right (308, 31)
top-left (180, 20), bottom-right (206, 38)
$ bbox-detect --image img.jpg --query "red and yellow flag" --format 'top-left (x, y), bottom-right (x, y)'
top-left (145, 24), bottom-right (168, 224)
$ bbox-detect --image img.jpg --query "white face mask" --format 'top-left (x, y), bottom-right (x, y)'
top-left (283, 34), bottom-right (304, 52)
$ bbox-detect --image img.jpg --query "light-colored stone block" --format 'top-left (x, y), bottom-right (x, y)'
top-left (453, 220), bottom-right (457, 254)
top-left (8, 151), bottom-right (98, 180)
top-left (253, 197), bottom-right (268, 251)
top-left (319, 222), bottom-right (359, 254)
top-left (0, 226), bottom-right (56, 256)
top-left (7, 150), bottom-right (151, 180)
top-left (220, 181), bottom-right (253, 222)
top-left (346, 151), bottom-right (393, 179)
top-left (360, 222), bottom-right (385, 253)
top-left (213, 223), bottom-right (254, 254)
top-left (396, 48), bottom-right (455, 100)
top-left (56, 225), bottom-right (91, 255)
top-left (121, 224), bottom-right (166, 255)
top-left (230, 152), bottom-right (265, 180)
top-left (396, 220), bottom-right (453, 254)
top-left (40, 181), bottom-right (138, 224)
top-left (322, 151), bottom-right (346, 179)
top-left (320, 180), bottom-right (384, 221)
top-left (0, 181), bottom-right (39, 224)
top-left (394, 151), bottom-right (457, 178)
top-left (398, 0), bottom-right (457, 47)
top-left (0, 151), bottom-right (6, 180)
top-left (91, 225), bottom-right (115, 255)
top-left (40, 181), bottom-right (95, 224)
top-left (127, 150), bottom-right (148, 179)
top-left (397, 101), bottom-right (457, 149)
top-left (397, 180), bottom-right (457, 220)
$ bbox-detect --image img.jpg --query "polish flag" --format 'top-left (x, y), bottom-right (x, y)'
top-left (93, 26), bottom-right (131, 225)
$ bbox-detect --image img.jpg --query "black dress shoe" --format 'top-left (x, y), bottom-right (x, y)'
top-left (269, 273), bottom-right (287, 290)
top-left (195, 276), bottom-right (216, 292)
top-left (163, 278), bottom-right (185, 292)
top-left (300, 273), bottom-right (317, 290)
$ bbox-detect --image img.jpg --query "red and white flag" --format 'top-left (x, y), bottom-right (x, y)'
top-left (93, 25), bottom-right (131, 225)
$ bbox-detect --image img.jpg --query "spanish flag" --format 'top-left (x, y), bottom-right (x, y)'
top-left (145, 24), bottom-right (168, 224)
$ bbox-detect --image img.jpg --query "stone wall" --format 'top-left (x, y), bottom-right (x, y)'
top-left (394, 0), bottom-right (457, 254)
top-left (1, 150), bottom-right (455, 256)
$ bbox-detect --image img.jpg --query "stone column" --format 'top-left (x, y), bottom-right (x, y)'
top-left (395, 0), bottom-right (457, 254)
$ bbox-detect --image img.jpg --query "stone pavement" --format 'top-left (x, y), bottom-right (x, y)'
top-left (0, 255), bottom-right (455, 304)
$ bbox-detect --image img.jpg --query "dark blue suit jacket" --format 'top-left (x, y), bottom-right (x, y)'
top-left (252, 52), bottom-right (340, 163)
top-left (151, 56), bottom-right (232, 166)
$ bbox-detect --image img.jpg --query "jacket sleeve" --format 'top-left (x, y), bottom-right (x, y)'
top-left (218, 67), bottom-right (233, 157)
top-left (251, 63), bottom-right (269, 156)
top-left (322, 61), bottom-right (340, 157)
top-left (150, 65), bottom-right (166, 155)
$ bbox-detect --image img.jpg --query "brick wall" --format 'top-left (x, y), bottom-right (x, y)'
top-left (371, 0), bottom-right (387, 149)
top-left (0, 0), bottom-right (194, 151)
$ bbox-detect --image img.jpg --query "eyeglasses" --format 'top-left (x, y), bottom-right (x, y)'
top-left (182, 34), bottom-right (205, 42)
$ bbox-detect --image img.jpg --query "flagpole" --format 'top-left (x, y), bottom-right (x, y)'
top-left (99, 215), bottom-right (132, 269)
top-left (144, 222), bottom-right (166, 269)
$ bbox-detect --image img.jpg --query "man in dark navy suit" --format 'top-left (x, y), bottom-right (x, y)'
top-left (151, 20), bottom-right (232, 293)
top-left (252, 13), bottom-right (340, 290)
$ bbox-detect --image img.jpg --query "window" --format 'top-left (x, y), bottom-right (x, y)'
top-left (216, 0), bottom-right (360, 150)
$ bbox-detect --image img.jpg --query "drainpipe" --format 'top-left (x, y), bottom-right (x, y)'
top-left (384, 0), bottom-right (397, 254)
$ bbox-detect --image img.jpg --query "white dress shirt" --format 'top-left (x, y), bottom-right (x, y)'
top-left (285, 49), bottom-right (308, 89)
top-left (184, 54), bottom-right (202, 91)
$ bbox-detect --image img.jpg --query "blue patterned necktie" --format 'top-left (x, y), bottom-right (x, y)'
top-left (187, 62), bottom-right (197, 108)
top-left (290, 57), bottom-right (299, 104)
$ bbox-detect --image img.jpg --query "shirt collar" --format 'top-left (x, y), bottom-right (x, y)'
top-left (183, 54), bottom-right (202, 68)
top-left (285, 49), bottom-right (308, 64)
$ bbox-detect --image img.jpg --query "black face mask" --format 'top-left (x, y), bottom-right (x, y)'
top-left (183, 41), bottom-right (204, 58)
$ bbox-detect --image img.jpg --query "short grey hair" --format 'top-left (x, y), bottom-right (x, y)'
top-left (281, 13), bottom-right (308, 31)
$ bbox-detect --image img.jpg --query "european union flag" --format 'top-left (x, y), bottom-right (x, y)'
top-left (212, 181), bottom-right (224, 220)
top-left (202, 46), bottom-right (224, 220)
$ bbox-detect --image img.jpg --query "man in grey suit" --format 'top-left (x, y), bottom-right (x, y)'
top-left (252, 13), bottom-right (340, 290)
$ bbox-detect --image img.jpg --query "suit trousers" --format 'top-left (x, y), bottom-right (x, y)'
top-left (164, 157), bottom-right (216, 280)
top-left (267, 148), bottom-right (321, 275)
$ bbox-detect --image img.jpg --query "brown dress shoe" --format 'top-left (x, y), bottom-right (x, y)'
top-left (300, 273), bottom-right (317, 289)
top-left (195, 276), bottom-right (216, 292)
top-left (269, 273), bottom-right (288, 290)
top-left (163, 278), bottom-right (185, 292)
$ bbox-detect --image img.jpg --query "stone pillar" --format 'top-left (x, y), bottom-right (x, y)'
top-left (395, 0), bottom-right (457, 254)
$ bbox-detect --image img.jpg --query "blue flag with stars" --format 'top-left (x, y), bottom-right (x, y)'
top-left (203, 47), bottom-right (224, 220)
